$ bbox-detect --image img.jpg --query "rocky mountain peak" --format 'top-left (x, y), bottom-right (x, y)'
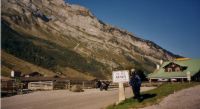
top-left (1, 0), bottom-right (180, 79)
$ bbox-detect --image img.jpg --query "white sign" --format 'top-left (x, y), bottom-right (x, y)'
top-left (112, 70), bottom-right (130, 83)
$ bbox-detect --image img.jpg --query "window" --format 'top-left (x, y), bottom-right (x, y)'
top-left (172, 64), bottom-right (175, 67)
top-left (167, 68), bottom-right (172, 72)
top-left (175, 67), bottom-right (181, 72)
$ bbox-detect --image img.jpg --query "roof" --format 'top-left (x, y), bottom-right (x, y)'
top-left (148, 59), bottom-right (200, 79)
top-left (175, 58), bottom-right (191, 61)
top-left (25, 72), bottom-right (44, 76)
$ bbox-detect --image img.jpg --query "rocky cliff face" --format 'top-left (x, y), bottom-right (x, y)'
top-left (1, 0), bottom-right (179, 79)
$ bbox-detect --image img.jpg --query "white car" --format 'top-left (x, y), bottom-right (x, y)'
top-left (170, 78), bottom-right (177, 82)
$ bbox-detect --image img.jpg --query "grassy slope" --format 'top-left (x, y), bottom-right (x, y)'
top-left (1, 50), bottom-right (95, 79)
top-left (1, 21), bottom-right (109, 79)
top-left (107, 82), bottom-right (200, 109)
top-left (1, 50), bottom-right (55, 77)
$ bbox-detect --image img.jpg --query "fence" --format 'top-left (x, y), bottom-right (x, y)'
top-left (27, 80), bottom-right (96, 90)
top-left (1, 80), bottom-right (19, 97)
top-left (67, 80), bottom-right (95, 89)
top-left (61, 80), bottom-right (119, 89)
top-left (28, 81), bottom-right (53, 90)
top-left (1, 79), bottom-right (120, 93)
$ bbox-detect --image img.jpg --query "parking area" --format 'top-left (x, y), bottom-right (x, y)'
top-left (1, 87), bottom-right (155, 109)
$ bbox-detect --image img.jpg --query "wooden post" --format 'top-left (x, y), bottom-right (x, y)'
top-left (82, 81), bottom-right (85, 89)
top-left (12, 79), bottom-right (15, 95)
top-left (149, 78), bottom-right (152, 83)
top-left (181, 78), bottom-right (184, 83)
top-left (68, 80), bottom-right (71, 89)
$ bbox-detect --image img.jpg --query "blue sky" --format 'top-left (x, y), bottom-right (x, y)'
top-left (67, 0), bottom-right (200, 58)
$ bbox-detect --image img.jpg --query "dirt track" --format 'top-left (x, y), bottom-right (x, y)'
top-left (140, 85), bottom-right (200, 109)
top-left (1, 87), bottom-right (154, 109)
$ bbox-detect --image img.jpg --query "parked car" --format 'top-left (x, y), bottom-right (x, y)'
top-left (158, 78), bottom-right (169, 82)
top-left (170, 78), bottom-right (177, 82)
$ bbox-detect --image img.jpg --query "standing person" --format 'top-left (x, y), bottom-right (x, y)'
top-left (129, 69), bottom-right (142, 102)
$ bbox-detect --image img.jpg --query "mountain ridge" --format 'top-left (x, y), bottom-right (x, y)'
top-left (1, 0), bottom-right (180, 79)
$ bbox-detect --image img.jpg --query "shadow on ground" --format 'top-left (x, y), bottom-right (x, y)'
top-left (139, 94), bottom-right (157, 102)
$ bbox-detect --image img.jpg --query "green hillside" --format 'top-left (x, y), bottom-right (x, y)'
top-left (2, 21), bottom-right (109, 79)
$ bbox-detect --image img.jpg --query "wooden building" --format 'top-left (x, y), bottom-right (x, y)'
top-left (1, 76), bottom-right (15, 96)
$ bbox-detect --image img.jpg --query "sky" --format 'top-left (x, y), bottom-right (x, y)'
top-left (67, 0), bottom-right (200, 58)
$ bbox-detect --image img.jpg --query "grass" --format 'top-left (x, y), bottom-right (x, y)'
top-left (1, 21), bottom-right (109, 79)
top-left (1, 51), bottom-right (56, 76)
top-left (107, 82), bottom-right (200, 109)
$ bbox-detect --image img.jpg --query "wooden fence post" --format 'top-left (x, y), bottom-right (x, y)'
top-left (68, 80), bottom-right (71, 89)
top-left (82, 81), bottom-right (85, 89)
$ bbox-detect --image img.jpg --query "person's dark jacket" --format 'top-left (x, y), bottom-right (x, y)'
top-left (129, 74), bottom-right (141, 88)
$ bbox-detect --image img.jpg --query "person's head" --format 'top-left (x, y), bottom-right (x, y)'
top-left (131, 69), bottom-right (135, 72)
top-left (130, 71), bottom-right (136, 77)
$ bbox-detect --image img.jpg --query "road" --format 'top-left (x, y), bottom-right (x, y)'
top-left (140, 85), bottom-right (200, 109)
top-left (1, 87), bottom-right (155, 109)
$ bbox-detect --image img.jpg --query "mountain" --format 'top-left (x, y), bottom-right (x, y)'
top-left (1, 0), bottom-right (180, 79)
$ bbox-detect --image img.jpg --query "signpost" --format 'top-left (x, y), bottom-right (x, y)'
top-left (112, 70), bottom-right (130, 104)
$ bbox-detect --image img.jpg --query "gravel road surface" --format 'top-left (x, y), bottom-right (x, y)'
top-left (1, 87), bottom-right (155, 109)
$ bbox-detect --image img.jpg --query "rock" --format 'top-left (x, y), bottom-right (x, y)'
top-left (70, 85), bottom-right (84, 92)
top-left (50, 0), bottom-right (65, 6)
top-left (21, 0), bottom-right (31, 5)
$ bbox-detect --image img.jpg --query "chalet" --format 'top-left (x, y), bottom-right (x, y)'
top-left (148, 58), bottom-right (200, 82)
